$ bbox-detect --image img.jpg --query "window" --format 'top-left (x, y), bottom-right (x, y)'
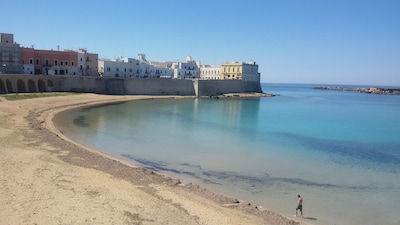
top-left (80, 65), bottom-right (83, 70)
top-left (65, 61), bottom-right (68, 66)
top-left (29, 59), bottom-right (33, 64)
top-left (66, 69), bottom-right (68, 74)
top-left (107, 67), bottom-right (110, 72)
top-left (87, 65), bottom-right (89, 69)
top-left (86, 57), bottom-right (89, 62)
top-left (71, 61), bottom-right (74, 66)
top-left (54, 60), bottom-right (58, 65)
top-left (45, 59), bottom-right (49, 66)
top-left (36, 59), bottom-right (39, 65)
top-left (60, 61), bottom-right (63, 66)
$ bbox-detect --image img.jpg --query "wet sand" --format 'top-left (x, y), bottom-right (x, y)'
top-left (0, 93), bottom-right (306, 225)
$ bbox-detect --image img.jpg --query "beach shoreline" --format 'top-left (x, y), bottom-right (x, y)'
top-left (0, 93), bottom-right (304, 225)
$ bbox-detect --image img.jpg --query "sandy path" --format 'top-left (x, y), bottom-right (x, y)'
top-left (0, 94), bottom-right (304, 225)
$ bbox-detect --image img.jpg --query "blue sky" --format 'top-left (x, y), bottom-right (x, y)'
top-left (1, 0), bottom-right (399, 85)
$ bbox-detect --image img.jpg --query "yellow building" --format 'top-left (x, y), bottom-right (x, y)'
top-left (220, 61), bottom-right (260, 81)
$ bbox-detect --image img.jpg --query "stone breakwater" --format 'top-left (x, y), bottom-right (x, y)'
top-left (314, 86), bottom-right (400, 95)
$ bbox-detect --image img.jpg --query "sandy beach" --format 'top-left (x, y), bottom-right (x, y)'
top-left (0, 93), bottom-right (305, 225)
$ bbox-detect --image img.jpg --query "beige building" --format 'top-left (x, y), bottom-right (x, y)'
top-left (78, 49), bottom-right (99, 76)
top-left (220, 61), bottom-right (260, 82)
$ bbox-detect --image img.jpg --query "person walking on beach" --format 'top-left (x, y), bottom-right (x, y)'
top-left (296, 195), bottom-right (303, 217)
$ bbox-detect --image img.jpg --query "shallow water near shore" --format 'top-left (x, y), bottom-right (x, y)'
top-left (56, 83), bottom-right (400, 225)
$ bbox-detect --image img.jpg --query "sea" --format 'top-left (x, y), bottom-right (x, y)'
top-left (55, 83), bottom-right (400, 225)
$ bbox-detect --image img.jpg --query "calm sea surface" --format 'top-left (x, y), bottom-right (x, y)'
top-left (55, 83), bottom-right (400, 225)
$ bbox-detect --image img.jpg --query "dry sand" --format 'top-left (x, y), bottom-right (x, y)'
top-left (0, 93), bottom-right (306, 225)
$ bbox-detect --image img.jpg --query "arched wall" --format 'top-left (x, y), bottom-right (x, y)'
top-left (17, 80), bottom-right (27, 93)
top-left (38, 79), bottom-right (46, 92)
top-left (0, 79), bottom-right (6, 94)
top-left (0, 75), bottom-right (59, 94)
top-left (6, 79), bottom-right (13, 93)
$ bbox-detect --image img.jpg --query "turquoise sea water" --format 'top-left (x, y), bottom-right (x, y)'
top-left (56, 83), bottom-right (400, 225)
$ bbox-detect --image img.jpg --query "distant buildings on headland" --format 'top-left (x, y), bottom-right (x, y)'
top-left (0, 33), bottom-right (260, 82)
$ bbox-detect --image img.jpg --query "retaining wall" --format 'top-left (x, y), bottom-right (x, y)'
top-left (58, 76), bottom-right (106, 93)
top-left (0, 75), bottom-right (263, 96)
top-left (0, 74), bottom-right (59, 93)
top-left (124, 78), bottom-right (195, 95)
top-left (195, 80), bottom-right (262, 96)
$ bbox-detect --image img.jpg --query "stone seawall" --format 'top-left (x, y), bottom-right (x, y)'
top-left (58, 76), bottom-right (106, 94)
top-left (1, 75), bottom-right (263, 96)
top-left (124, 78), bottom-right (196, 95)
top-left (195, 80), bottom-right (262, 96)
top-left (59, 76), bottom-right (262, 96)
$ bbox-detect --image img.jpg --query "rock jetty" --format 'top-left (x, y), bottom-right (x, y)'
top-left (313, 86), bottom-right (400, 95)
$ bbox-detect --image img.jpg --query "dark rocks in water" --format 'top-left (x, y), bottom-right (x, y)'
top-left (313, 86), bottom-right (400, 95)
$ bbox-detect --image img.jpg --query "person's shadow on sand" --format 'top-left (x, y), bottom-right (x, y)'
top-left (303, 216), bottom-right (317, 220)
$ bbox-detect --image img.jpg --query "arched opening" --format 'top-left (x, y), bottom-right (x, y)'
top-left (0, 79), bottom-right (6, 94)
top-left (6, 79), bottom-right (14, 93)
top-left (17, 79), bottom-right (27, 93)
top-left (47, 80), bottom-right (54, 92)
top-left (38, 79), bottom-right (46, 92)
top-left (28, 79), bottom-right (37, 92)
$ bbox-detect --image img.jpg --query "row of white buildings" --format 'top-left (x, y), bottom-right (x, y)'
top-left (99, 54), bottom-right (260, 82)
top-left (1, 33), bottom-right (260, 82)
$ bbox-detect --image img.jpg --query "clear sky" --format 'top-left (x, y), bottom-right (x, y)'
top-left (1, 0), bottom-right (399, 85)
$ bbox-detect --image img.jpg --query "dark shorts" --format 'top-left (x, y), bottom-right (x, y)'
top-left (296, 205), bottom-right (303, 211)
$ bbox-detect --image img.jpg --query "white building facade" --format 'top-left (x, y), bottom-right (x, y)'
top-left (172, 56), bottom-right (200, 79)
top-left (137, 54), bottom-right (155, 78)
top-left (150, 61), bottom-right (174, 78)
top-left (154, 66), bottom-right (174, 78)
top-left (98, 57), bottom-right (139, 78)
top-left (22, 64), bottom-right (34, 74)
top-left (200, 65), bottom-right (221, 80)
